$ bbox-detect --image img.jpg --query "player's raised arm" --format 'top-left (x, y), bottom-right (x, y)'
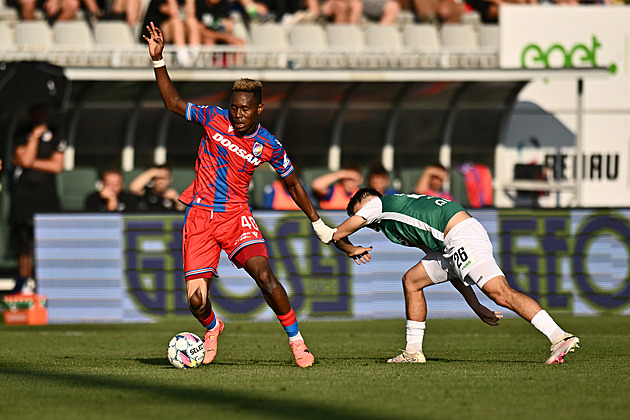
top-left (143, 22), bottom-right (187, 117)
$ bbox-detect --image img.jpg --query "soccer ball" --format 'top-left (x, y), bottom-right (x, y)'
top-left (167, 332), bottom-right (205, 369)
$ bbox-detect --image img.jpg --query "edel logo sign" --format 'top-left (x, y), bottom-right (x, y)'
top-left (520, 35), bottom-right (617, 74)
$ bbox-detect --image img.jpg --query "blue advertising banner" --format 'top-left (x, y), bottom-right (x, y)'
top-left (35, 209), bottom-right (630, 324)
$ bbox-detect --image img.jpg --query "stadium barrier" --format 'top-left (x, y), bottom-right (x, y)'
top-left (33, 208), bottom-right (630, 324)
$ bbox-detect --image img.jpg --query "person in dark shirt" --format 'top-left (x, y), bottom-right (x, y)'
top-left (195, 0), bottom-right (245, 45)
top-left (130, 165), bottom-right (185, 211)
top-left (85, 167), bottom-right (136, 212)
top-left (10, 105), bottom-right (66, 292)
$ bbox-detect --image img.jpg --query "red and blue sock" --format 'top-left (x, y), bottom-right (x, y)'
top-left (199, 309), bottom-right (217, 330)
top-left (277, 308), bottom-right (302, 342)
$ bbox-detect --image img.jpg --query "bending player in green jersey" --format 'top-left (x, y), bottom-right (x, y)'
top-left (331, 188), bottom-right (580, 364)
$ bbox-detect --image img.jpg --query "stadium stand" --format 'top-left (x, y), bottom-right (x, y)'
top-left (364, 24), bottom-right (402, 67)
top-left (15, 21), bottom-right (53, 50)
top-left (479, 23), bottom-right (499, 50)
top-left (170, 167), bottom-right (196, 196)
top-left (0, 16), bottom-right (502, 70)
top-left (248, 22), bottom-right (289, 68)
top-left (249, 163), bottom-right (279, 209)
top-left (53, 21), bottom-right (94, 47)
top-left (0, 0), bottom-right (18, 21)
top-left (0, 21), bottom-right (13, 47)
top-left (398, 167), bottom-right (424, 194)
top-left (94, 21), bottom-right (136, 47)
top-left (57, 167), bottom-right (99, 211)
top-left (288, 23), bottom-right (327, 68)
top-left (440, 23), bottom-right (479, 50)
top-left (402, 23), bottom-right (440, 50)
top-left (440, 23), bottom-right (481, 67)
top-left (326, 24), bottom-right (365, 68)
top-left (401, 23), bottom-right (441, 67)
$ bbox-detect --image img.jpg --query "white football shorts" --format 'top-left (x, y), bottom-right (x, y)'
top-left (421, 217), bottom-right (504, 289)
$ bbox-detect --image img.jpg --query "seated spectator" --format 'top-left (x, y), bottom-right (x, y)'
top-left (139, 0), bottom-right (200, 65)
top-left (465, 0), bottom-right (537, 24)
top-left (311, 163), bottom-right (363, 210)
top-left (81, 0), bottom-right (143, 27)
top-left (130, 165), bottom-right (186, 211)
top-left (322, 0), bottom-right (363, 23)
top-left (237, 0), bottom-right (320, 22)
top-left (85, 167), bottom-right (136, 212)
top-left (397, 0), bottom-right (464, 23)
top-left (413, 163), bottom-right (454, 200)
top-left (195, 0), bottom-right (245, 45)
top-left (367, 164), bottom-right (399, 195)
top-left (262, 166), bottom-right (312, 210)
top-left (8, 0), bottom-right (80, 22)
top-left (362, 0), bottom-right (401, 24)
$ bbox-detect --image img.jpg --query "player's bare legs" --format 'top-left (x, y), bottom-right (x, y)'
top-left (187, 277), bottom-right (224, 364)
top-left (402, 261), bottom-right (434, 322)
top-left (391, 261), bottom-right (502, 363)
top-left (481, 276), bottom-right (580, 363)
top-left (244, 256), bottom-right (314, 367)
top-left (480, 276), bottom-right (543, 322)
top-left (387, 261), bottom-right (435, 363)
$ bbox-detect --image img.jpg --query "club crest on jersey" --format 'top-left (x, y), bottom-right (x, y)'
top-left (252, 142), bottom-right (263, 157)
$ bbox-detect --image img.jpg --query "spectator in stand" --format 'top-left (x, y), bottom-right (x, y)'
top-left (236, 0), bottom-right (320, 23)
top-left (311, 163), bottom-right (363, 210)
top-left (397, 0), bottom-right (464, 23)
top-left (465, 0), bottom-right (537, 23)
top-left (413, 163), bottom-right (454, 200)
top-left (139, 0), bottom-right (200, 65)
top-left (306, 0), bottom-right (363, 23)
top-left (85, 167), bottom-right (136, 212)
top-left (362, 0), bottom-right (401, 24)
top-left (8, 0), bottom-right (80, 22)
top-left (81, 0), bottom-right (143, 27)
top-left (262, 166), bottom-right (313, 210)
top-left (195, 0), bottom-right (245, 45)
top-left (10, 105), bottom-right (65, 293)
top-left (130, 165), bottom-right (186, 211)
top-left (367, 164), bottom-right (399, 195)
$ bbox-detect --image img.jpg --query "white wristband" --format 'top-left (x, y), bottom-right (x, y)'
top-left (153, 59), bottom-right (165, 68)
top-left (312, 218), bottom-right (337, 244)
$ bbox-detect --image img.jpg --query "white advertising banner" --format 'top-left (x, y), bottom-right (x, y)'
top-left (35, 210), bottom-right (630, 324)
top-left (498, 6), bottom-right (630, 207)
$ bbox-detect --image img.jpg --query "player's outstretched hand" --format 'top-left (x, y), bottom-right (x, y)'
top-left (476, 306), bottom-right (503, 326)
top-left (348, 246), bottom-right (373, 265)
top-left (143, 21), bottom-right (164, 60)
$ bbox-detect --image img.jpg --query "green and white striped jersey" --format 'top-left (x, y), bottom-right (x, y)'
top-left (355, 194), bottom-right (467, 253)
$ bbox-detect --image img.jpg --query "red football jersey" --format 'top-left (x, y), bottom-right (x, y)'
top-left (180, 103), bottom-right (294, 212)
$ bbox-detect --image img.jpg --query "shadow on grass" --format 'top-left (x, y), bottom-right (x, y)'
top-left (0, 363), bottom-right (397, 420)
top-left (136, 357), bottom-right (304, 367)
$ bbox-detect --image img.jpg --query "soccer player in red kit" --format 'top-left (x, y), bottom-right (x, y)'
top-left (144, 22), bottom-right (336, 367)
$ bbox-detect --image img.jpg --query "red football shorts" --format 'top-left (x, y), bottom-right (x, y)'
top-left (182, 205), bottom-right (268, 281)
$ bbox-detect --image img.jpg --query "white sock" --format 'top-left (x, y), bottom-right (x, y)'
top-left (289, 332), bottom-right (303, 343)
top-left (405, 320), bottom-right (425, 353)
top-left (530, 310), bottom-right (565, 343)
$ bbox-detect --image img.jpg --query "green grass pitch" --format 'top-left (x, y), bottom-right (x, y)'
top-left (1, 315), bottom-right (629, 420)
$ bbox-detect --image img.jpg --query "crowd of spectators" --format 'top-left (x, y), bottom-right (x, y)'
top-left (4, 0), bottom-right (618, 36)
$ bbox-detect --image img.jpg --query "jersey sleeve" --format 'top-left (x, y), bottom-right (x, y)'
top-left (268, 139), bottom-right (294, 178)
top-left (185, 103), bottom-right (220, 126)
top-left (355, 197), bottom-right (383, 224)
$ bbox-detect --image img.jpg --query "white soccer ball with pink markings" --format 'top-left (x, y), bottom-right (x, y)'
top-left (167, 332), bottom-right (205, 369)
